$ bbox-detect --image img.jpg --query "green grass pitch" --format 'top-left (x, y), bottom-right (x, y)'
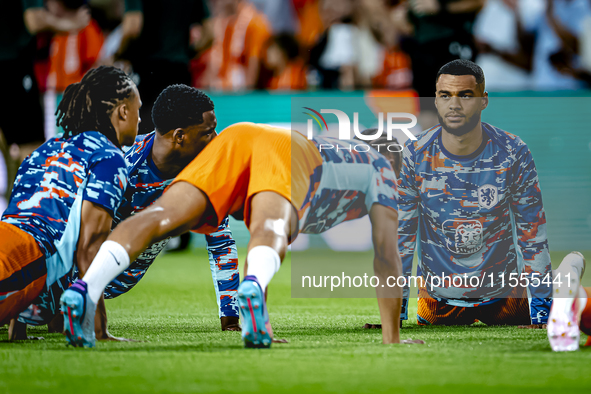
top-left (1, 249), bottom-right (591, 393)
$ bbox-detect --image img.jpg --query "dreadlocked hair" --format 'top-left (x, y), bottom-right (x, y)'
top-left (55, 66), bottom-right (135, 149)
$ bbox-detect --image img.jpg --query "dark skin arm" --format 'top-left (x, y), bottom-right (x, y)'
top-left (369, 205), bottom-right (424, 344)
top-left (76, 200), bottom-right (127, 341)
top-left (369, 205), bottom-right (402, 344)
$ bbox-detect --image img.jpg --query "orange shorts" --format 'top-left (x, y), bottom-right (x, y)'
top-left (417, 284), bottom-right (530, 326)
top-left (0, 222), bottom-right (46, 326)
top-left (172, 122), bottom-right (322, 233)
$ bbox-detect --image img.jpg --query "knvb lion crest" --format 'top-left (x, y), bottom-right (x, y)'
top-left (478, 184), bottom-right (498, 209)
top-left (443, 219), bottom-right (483, 255)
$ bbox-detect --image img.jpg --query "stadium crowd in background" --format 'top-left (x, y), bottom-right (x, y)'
top-left (0, 0), bottom-right (588, 290)
top-left (3, 0), bottom-right (591, 151)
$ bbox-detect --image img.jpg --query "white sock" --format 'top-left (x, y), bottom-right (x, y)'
top-left (81, 241), bottom-right (131, 303)
top-left (558, 252), bottom-right (586, 280)
top-left (246, 245), bottom-right (281, 291)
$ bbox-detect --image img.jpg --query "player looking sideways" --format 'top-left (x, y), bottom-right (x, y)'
top-left (12, 85), bottom-right (240, 339)
top-left (60, 120), bottom-right (418, 348)
top-left (0, 66), bottom-right (140, 342)
top-left (102, 85), bottom-right (240, 331)
top-left (398, 59), bottom-right (552, 326)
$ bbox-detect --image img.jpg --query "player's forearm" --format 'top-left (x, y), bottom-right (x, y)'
top-left (373, 254), bottom-right (403, 344)
top-left (94, 296), bottom-right (110, 340)
top-left (377, 297), bottom-right (402, 344)
top-left (76, 230), bottom-right (110, 277)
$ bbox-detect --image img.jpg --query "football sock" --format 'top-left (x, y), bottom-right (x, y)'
top-left (81, 241), bottom-right (131, 304)
top-left (553, 252), bottom-right (585, 295)
top-left (246, 245), bottom-right (281, 291)
top-left (559, 252), bottom-right (586, 280)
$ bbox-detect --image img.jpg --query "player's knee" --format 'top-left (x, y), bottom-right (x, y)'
top-left (249, 219), bottom-right (288, 259)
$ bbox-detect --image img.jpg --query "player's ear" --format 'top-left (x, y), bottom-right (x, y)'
top-left (172, 128), bottom-right (185, 145)
top-left (482, 91), bottom-right (489, 111)
top-left (117, 103), bottom-right (128, 121)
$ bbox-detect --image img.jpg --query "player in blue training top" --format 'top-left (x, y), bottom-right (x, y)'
top-left (398, 59), bottom-right (552, 327)
top-left (103, 85), bottom-right (240, 331)
top-left (0, 66), bottom-right (140, 343)
top-left (15, 85), bottom-right (240, 337)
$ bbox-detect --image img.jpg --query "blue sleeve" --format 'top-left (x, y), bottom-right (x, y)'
top-left (205, 217), bottom-right (240, 318)
top-left (83, 152), bottom-right (128, 218)
top-left (397, 144), bottom-right (420, 320)
top-left (510, 142), bottom-right (552, 324)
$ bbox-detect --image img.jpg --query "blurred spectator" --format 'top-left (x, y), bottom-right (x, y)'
top-left (45, 0), bottom-right (104, 138)
top-left (0, 0), bottom-right (89, 162)
top-left (402, 0), bottom-right (485, 99)
top-left (292, 0), bottom-right (324, 50)
top-left (250, 0), bottom-right (297, 34)
top-left (581, 13), bottom-right (591, 72)
top-left (208, 0), bottom-right (271, 90)
top-left (473, 0), bottom-right (536, 90)
top-left (115, 0), bottom-right (211, 133)
top-left (358, 0), bottom-right (413, 89)
top-left (308, 0), bottom-right (357, 89)
top-left (523, 0), bottom-right (591, 90)
top-left (263, 33), bottom-right (307, 90)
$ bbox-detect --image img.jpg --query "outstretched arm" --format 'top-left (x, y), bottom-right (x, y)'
top-left (78, 181), bottom-right (213, 307)
top-left (76, 200), bottom-right (117, 340)
top-left (510, 143), bottom-right (552, 325)
top-left (369, 204), bottom-right (402, 344)
top-left (397, 144), bottom-right (420, 321)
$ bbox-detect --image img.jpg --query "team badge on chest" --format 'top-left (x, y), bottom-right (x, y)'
top-left (478, 184), bottom-right (498, 209)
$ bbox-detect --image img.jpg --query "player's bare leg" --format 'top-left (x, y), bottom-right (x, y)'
top-left (238, 191), bottom-right (295, 348)
top-left (60, 182), bottom-right (211, 347)
top-left (548, 252), bottom-right (587, 351)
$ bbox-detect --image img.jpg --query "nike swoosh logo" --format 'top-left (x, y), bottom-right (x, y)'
top-left (108, 250), bottom-right (121, 266)
top-left (426, 192), bottom-right (445, 198)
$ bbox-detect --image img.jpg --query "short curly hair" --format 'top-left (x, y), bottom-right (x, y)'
top-left (151, 84), bottom-right (214, 134)
top-left (436, 59), bottom-right (485, 87)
